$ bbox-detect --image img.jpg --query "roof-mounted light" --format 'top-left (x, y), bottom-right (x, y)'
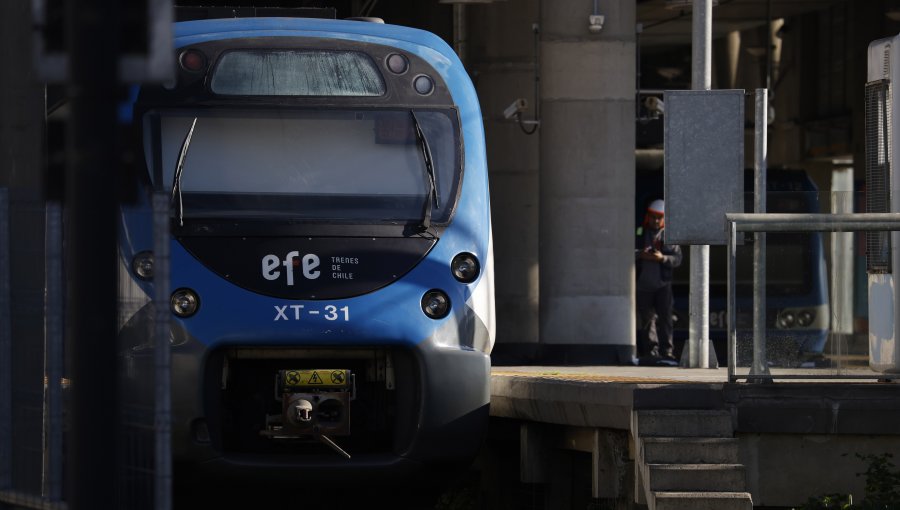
top-left (413, 75), bottom-right (434, 96)
top-left (386, 53), bottom-right (409, 75)
top-left (179, 49), bottom-right (207, 73)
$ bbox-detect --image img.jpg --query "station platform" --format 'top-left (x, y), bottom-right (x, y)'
top-left (490, 364), bottom-right (899, 432)
top-left (487, 365), bottom-right (900, 506)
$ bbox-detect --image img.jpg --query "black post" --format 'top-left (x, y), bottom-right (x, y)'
top-left (65, 1), bottom-right (120, 508)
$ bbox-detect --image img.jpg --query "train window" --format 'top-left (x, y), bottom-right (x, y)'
top-left (143, 108), bottom-right (460, 223)
top-left (673, 233), bottom-right (813, 297)
top-left (210, 50), bottom-right (385, 97)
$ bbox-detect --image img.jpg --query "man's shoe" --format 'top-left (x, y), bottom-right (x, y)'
top-left (656, 356), bottom-right (678, 367)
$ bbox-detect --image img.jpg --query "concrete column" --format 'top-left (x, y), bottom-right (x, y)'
top-left (539, 0), bottom-right (636, 363)
top-left (713, 30), bottom-right (741, 89)
top-left (830, 168), bottom-right (854, 340)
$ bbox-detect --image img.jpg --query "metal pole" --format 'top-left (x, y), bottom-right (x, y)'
top-left (0, 189), bottom-right (11, 493)
top-left (765, 0), bottom-right (772, 92)
top-left (43, 202), bottom-right (64, 501)
top-left (152, 193), bottom-right (171, 510)
top-left (689, 0), bottom-right (712, 368)
top-left (533, 22), bottom-right (540, 122)
top-left (728, 220), bottom-right (737, 382)
top-left (751, 89), bottom-right (770, 378)
top-left (636, 23), bottom-right (642, 119)
top-left (66, 0), bottom-right (120, 507)
top-left (453, 4), bottom-right (467, 68)
top-left (692, 0), bottom-right (712, 91)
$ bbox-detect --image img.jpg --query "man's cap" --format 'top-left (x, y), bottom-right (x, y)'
top-left (647, 199), bottom-right (664, 216)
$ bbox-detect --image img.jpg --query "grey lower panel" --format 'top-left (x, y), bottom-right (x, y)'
top-left (407, 340), bottom-right (490, 462)
top-left (119, 312), bottom-right (491, 478)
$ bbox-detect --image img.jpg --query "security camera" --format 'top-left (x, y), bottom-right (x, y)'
top-left (643, 96), bottom-right (665, 117)
top-left (588, 14), bottom-right (605, 33)
top-left (503, 98), bottom-right (528, 120)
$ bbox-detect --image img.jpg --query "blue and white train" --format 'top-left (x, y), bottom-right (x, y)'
top-left (117, 15), bottom-right (494, 480)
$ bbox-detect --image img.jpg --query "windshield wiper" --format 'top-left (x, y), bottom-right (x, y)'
top-left (410, 110), bottom-right (439, 231)
top-left (171, 117), bottom-right (198, 227)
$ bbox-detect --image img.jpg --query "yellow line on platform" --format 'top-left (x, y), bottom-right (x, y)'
top-left (491, 370), bottom-right (692, 384)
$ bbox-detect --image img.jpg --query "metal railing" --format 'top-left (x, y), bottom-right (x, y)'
top-left (726, 212), bottom-right (900, 382)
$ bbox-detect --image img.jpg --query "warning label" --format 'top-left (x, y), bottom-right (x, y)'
top-left (281, 369), bottom-right (351, 390)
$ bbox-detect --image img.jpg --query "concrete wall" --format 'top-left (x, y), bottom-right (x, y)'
top-left (741, 434), bottom-right (900, 507)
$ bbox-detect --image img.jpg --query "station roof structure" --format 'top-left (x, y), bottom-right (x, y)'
top-left (637, 0), bottom-right (844, 48)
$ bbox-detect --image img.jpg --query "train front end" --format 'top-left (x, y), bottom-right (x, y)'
top-left (117, 17), bottom-right (494, 480)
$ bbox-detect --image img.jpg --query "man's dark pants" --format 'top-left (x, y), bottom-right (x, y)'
top-left (636, 284), bottom-right (674, 358)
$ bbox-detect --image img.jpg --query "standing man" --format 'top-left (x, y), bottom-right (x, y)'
top-left (635, 199), bottom-right (682, 365)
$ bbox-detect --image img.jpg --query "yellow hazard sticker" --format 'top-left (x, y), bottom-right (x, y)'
top-left (282, 369), bottom-right (350, 388)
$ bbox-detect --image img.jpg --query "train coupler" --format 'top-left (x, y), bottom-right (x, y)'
top-left (261, 369), bottom-right (353, 457)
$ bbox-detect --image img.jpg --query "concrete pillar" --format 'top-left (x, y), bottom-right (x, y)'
top-left (520, 422), bottom-right (549, 483)
top-left (830, 168), bottom-right (854, 359)
top-left (539, 0), bottom-right (636, 363)
top-left (719, 30), bottom-right (741, 90)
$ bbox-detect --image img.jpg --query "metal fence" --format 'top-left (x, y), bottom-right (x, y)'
top-left (0, 188), bottom-right (171, 510)
top-left (0, 190), bottom-right (59, 510)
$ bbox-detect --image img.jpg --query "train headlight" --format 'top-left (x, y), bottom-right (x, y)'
top-left (421, 290), bottom-right (450, 319)
top-left (451, 252), bottom-right (480, 283)
top-left (797, 310), bottom-right (815, 327)
top-left (777, 311), bottom-right (796, 329)
top-left (131, 251), bottom-right (154, 281)
top-left (170, 288), bottom-right (200, 318)
top-left (773, 306), bottom-right (828, 330)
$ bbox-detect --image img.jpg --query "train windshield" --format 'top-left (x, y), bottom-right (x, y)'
top-left (210, 50), bottom-right (385, 96)
top-left (142, 108), bottom-right (460, 223)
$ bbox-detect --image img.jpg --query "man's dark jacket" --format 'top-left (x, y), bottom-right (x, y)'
top-left (635, 227), bottom-right (683, 284)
